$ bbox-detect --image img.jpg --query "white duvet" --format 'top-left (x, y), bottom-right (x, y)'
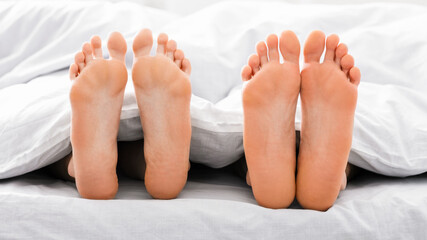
top-left (2, 167), bottom-right (427, 239)
top-left (0, 1), bottom-right (426, 179)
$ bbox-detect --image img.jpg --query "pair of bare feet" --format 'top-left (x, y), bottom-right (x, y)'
top-left (241, 31), bottom-right (360, 210)
top-left (67, 29), bottom-right (360, 211)
top-left (68, 29), bottom-right (191, 200)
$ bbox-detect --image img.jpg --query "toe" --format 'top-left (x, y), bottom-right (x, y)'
top-left (241, 65), bottom-right (252, 81)
top-left (107, 32), bottom-right (127, 62)
top-left (335, 43), bottom-right (348, 66)
top-left (133, 28), bottom-right (153, 58)
top-left (156, 33), bottom-right (168, 55)
top-left (349, 66), bottom-right (361, 86)
top-left (174, 49), bottom-right (184, 68)
top-left (181, 58), bottom-right (191, 75)
top-left (341, 54), bottom-right (354, 76)
top-left (279, 30), bottom-right (300, 64)
top-left (266, 34), bottom-right (280, 62)
top-left (82, 42), bottom-right (93, 65)
top-left (303, 30), bottom-right (325, 63)
top-left (324, 34), bottom-right (339, 62)
top-left (256, 41), bottom-right (268, 66)
top-left (166, 40), bottom-right (177, 60)
top-left (75, 52), bottom-right (85, 73)
top-left (69, 63), bottom-right (79, 80)
top-left (248, 54), bottom-right (260, 74)
top-left (90, 36), bottom-right (103, 59)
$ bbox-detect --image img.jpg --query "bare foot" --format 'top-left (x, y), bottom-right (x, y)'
top-left (241, 31), bottom-right (301, 209)
top-left (68, 32), bottom-right (128, 199)
top-left (132, 29), bottom-right (192, 199)
top-left (296, 31), bottom-right (361, 211)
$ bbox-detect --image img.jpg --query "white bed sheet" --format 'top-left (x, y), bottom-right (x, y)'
top-left (1, 165), bottom-right (427, 239)
top-left (1, 2), bottom-right (427, 237)
top-left (1, 1), bottom-right (427, 179)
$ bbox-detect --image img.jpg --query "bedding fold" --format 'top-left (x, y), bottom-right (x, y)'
top-left (1, 1), bottom-right (426, 178)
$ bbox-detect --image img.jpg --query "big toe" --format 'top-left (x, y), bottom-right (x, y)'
top-left (133, 29), bottom-right (153, 58)
top-left (107, 32), bottom-right (127, 62)
top-left (279, 30), bottom-right (300, 64)
top-left (304, 30), bottom-right (325, 64)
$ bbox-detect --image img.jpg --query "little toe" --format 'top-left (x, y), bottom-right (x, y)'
top-left (324, 34), bottom-right (339, 62)
top-left (241, 65), bottom-right (252, 81)
top-left (340, 54), bottom-right (354, 76)
top-left (133, 28), bottom-right (153, 58)
top-left (248, 54), bottom-right (260, 74)
top-left (256, 41), bottom-right (268, 66)
top-left (90, 36), bottom-right (103, 59)
top-left (335, 43), bottom-right (348, 66)
top-left (174, 49), bottom-right (184, 68)
top-left (69, 63), bottom-right (79, 80)
top-left (107, 32), bottom-right (127, 62)
top-left (75, 52), bottom-right (85, 73)
top-left (303, 30), bottom-right (325, 63)
top-left (181, 58), bottom-right (191, 75)
top-left (166, 40), bottom-right (177, 60)
top-left (349, 67), bottom-right (361, 86)
top-left (266, 34), bottom-right (280, 62)
top-left (279, 30), bottom-right (300, 64)
top-left (82, 42), bottom-right (93, 65)
top-left (156, 33), bottom-right (168, 55)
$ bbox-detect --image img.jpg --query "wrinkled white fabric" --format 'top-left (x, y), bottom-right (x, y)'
top-left (1, 168), bottom-right (427, 239)
top-left (0, 1), bottom-right (426, 178)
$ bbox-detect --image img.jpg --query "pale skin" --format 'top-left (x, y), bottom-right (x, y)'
top-left (241, 30), bottom-right (360, 210)
top-left (59, 28), bottom-right (360, 211)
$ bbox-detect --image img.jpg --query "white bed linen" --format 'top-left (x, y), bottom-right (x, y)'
top-left (1, 165), bottom-right (427, 239)
top-left (1, 1), bottom-right (427, 179)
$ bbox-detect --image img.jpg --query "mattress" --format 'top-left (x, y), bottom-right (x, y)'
top-left (1, 164), bottom-right (427, 239)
